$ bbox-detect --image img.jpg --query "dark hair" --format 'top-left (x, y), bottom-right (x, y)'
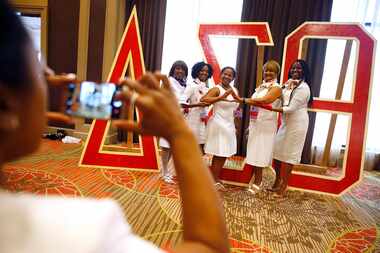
top-left (0, 0), bottom-right (32, 89)
top-left (191, 61), bottom-right (213, 79)
top-left (288, 59), bottom-right (313, 105)
top-left (169, 60), bottom-right (188, 79)
top-left (221, 66), bottom-right (236, 78)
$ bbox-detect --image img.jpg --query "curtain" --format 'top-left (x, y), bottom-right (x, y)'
top-left (235, 0), bottom-right (333, 158)
top-left (126, 0), bottom-right (167, 72)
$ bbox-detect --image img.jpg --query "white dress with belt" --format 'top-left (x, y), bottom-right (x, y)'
top-left (205, 85), bottom-right (239, 157)
top-left (246, 81), bottom-right (281, 167)
top-left (273, 81), bottom-right (310, 164)
top-left (182, 78), bottom-right (209, 144)
top-left (159, 76), bottom-right (186, 149)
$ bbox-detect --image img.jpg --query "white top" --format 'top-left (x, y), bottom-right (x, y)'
top-left (159, 76), bottom-right (186, 148)
top-left (273, 81), bottom-right (311, 164)
top-left (181, 79), bottom-right (209, 144)
top-left (281, 80), bottom-right (310, 114)
top-left (246, 81), bottom-right (281, 167)
top-left (211, 85), bottom-right (239, 125)
top-left (250, 81), bottom-right (281, 122)
top-left (204, 85), bottom-right (239, 157)
top-left (182, 79), bottom-right (208, 105)
top-left (0, 192), bottom-right (165, 253)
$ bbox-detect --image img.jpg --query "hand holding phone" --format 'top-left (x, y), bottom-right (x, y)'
top-left (65, 81), bottom-right (123, 119)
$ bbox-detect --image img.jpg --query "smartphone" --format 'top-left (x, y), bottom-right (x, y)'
top-left (65, 81), bottom-right (123, 119)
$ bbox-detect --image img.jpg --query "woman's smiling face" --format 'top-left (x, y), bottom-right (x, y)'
top-left (220, 68), bottom-right (235, 86)
top-left (198, 65), bottom-right (209, 82)
top-left (290, 62), bottom-right (303, 80)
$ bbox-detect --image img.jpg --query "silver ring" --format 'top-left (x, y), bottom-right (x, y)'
top-left (129, 92), bottom-right (139, 107)
top-left (121, 85), bottom-right (129, 93)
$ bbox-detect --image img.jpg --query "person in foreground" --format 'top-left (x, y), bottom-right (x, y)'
top-left (0, 1), bottom-right (229, 252)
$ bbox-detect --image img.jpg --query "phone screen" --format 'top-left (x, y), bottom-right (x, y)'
top-left (66, 81), bottom-right (123, 119)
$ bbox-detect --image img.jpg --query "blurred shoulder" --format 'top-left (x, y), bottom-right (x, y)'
top-left (0, 192), bottom-right (131, 253)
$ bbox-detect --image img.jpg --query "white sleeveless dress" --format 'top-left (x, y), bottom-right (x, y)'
top-left (246, 82), bottom-right (281, 167)
top-left (204, 85), bottom-right (239, 157)
top-left (182, 79), bottom-right (209, 144)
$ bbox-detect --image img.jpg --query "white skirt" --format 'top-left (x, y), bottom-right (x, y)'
top-left (273, 115), bottom-right (308, 164)
top-left (204, 117), bottom-right (236, 157)
top-left (246, 119), bottom-right (277, 167)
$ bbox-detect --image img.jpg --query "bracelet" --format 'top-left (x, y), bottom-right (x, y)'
top-left (243, 98), bottom-right (246, 104)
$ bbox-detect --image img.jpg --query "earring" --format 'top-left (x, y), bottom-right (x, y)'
top-left (9, 116), bottom-right (19, 129)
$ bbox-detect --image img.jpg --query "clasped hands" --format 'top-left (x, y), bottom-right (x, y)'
top-left (219, 88), bottom-right (239, 103)
top-left (221, 88), bottom-right (272, 110)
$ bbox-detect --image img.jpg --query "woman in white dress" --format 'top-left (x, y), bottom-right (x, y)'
top-left (232, 60), bottom-right (282, 192)
top-left (159, 60), bottom-right (188, 183)
top-left (201, 67), bottom-right (239, 189)
top-left (264, 59), bottom-right (312, 195)
top-left (181, 62), bottom-right (213, 153)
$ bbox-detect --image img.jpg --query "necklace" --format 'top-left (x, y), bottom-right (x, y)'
top-left (221, 83), bottom-right (230, 90)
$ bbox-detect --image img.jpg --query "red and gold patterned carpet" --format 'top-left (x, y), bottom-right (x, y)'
top-left (1, 140), bottom-right (379, 252)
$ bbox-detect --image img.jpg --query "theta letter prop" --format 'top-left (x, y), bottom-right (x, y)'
top-left (281, 22), bottom-right (376, 195)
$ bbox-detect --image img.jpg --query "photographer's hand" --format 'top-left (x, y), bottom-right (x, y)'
top-left (44, 70), bottom-right (77, 124)
top-left (112, 73), bottom-right (188, 142)
top-left (113, 73), bottom-right (229, 253)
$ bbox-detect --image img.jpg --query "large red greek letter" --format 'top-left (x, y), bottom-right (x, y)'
top-left (282, 22), bottom-right (376, 195)
top-left (80, 7), bottom-right (159, 171)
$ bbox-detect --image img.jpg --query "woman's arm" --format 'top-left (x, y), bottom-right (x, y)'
top-left (252, 86), bottom-right (282, 104)
top-left (259, 84), bottom-right (310, 113)
top-left (244, 86), bottom-right (282, 106)
top-left (232, 86), bottom-right (281, 107)
top-left (199, 87), bottom-right (221, 104)
top-left (200, 87), bottom-right (233, 104)
top-left (182, 102), bottom-right (210, 108)
top-left (113, 73), bottom-right (229, 253)
top-left (262, 106), bottom-right (283, 113)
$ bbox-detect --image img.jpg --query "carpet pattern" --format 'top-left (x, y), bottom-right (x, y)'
top-left (1, 140), bottom-right (379, 252)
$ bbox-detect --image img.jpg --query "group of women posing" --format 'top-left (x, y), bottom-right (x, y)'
top-left (161, 59), bottom-right (312, 196)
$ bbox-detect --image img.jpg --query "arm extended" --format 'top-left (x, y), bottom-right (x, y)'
top-left (200, 87), bottom-right (232, 104)
top-left (236, 86), bottom-right (281, 106)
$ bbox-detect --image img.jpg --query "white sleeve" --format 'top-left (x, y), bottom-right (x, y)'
top-left (180, 84), bottom-right (196, 104)
top-left (282, 84), bottom-right (310, 114)
top-left (0, 194), bottom-right (167, 253)
top-left (97, 201), bottom-right (166, 253)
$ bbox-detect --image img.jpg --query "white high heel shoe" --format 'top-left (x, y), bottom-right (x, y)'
top-left (214, 182), bottom-right (226, 191)
top-left (246, 183), bottom-right (261, 194)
